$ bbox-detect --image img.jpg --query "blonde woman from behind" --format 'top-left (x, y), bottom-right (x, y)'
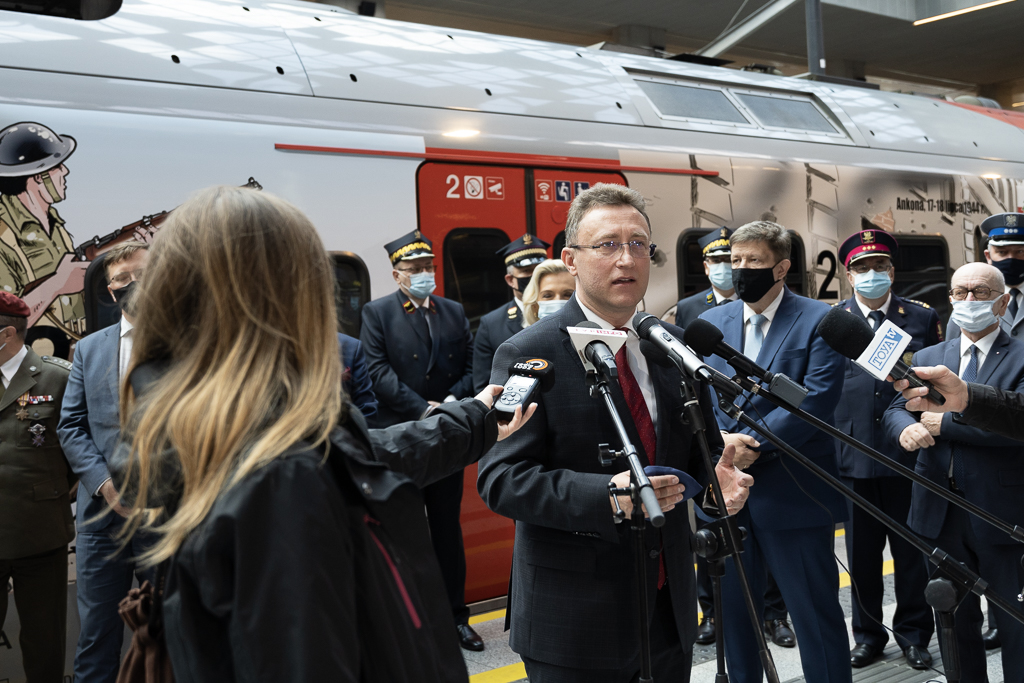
top-left (522, 259), bottom-right (575, 326)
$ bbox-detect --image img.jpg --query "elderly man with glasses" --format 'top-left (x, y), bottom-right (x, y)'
top-left (884, 261), bottom-right (1024, 682)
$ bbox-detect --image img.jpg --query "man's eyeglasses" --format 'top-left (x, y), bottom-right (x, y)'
top-left (395, 265), bottom-right (437, 275)
top-left (568, 240), bottom-right (657, 260)
top-left (950, 286), bottom-right (997, 301)
top-left (109, 268), bottom-right (145, 287)
top-left (849, 262), bottom-right (891, 275)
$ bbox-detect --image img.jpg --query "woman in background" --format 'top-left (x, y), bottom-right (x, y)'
top-left (522, 259), bottom-right (575, 326)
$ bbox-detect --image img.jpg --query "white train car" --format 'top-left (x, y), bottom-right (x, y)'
top-left (1, 0), bottom-right (1023, 678)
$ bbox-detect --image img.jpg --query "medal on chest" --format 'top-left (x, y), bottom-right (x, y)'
top-left (28, 422), bottom-right (45, 447)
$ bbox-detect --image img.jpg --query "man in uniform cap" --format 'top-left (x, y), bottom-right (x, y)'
top-left (473, 234), bottom-right (550, 392)
top-left (834, 228), bottom-right (939, 669)
top-left (0, 291), bottom-right (75, 683)
top-left (675, 227), bottom-right (737, 329)
top-left (359, 230), bottom-right (482, 650)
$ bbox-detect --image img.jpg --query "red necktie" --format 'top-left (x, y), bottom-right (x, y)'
top-left (614, 339), bottom-right (665, 589)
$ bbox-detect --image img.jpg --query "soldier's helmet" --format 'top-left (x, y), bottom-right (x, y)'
top-left (0, 122), bottom-right (76, 178)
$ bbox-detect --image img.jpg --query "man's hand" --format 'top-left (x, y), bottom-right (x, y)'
top-left (714, 443), bottom-right (754, 515)
top-left (920, 411), bottom-right (942, 437)
top-left (610, 473), bottom-right (686, 519)
top-left (892, 365), bottom-right (968, 413)
top-left (899, 422), bottom-right (935, 451)
top-left (721, 432), bottom-right (760, 469)
top-left (98, 479), bottom-right (131, 518)
top-left (475, 385), bottom-right (538, 441)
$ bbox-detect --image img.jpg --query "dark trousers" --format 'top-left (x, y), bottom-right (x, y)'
top-left (74, 524), bottom-right (156, 683)
top-left (932, 503), bottom-right (1024, 683)
top-left (842, 476), bottom-right (933, 650)
top-left (697, 549), bottom-right (787, 621)
top-left (423, 469), bottom-right (469, 625)
top-left (522, 585), bottom-right (690, 683)
top-left (721, 509), bottom-right (852, 683)
top-left (0, 546), bottom-right (68, 683)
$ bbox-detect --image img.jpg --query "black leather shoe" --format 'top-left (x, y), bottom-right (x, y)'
top-left (696, 616), bottom-right (715, 645)
top-left (850, 643), bottom-right (881, 668)
top-left (457, 623), bottom-right (484, 652)
top-left (764, 619), bottom-right (795, 648)
top-left (983, 627), bottom-right (1001, 650)
top-left (904, 645), bottom-right (932, 670)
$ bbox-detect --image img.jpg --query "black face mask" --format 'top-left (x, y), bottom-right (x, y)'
top-left (992, 256), bottom-right (1024, 287)
top-left (732, 266), bottom-right (779, 303)
top-left (111, 280), bottom-right (138, 316)
top-left (514, 276), bottom-right (532, 296)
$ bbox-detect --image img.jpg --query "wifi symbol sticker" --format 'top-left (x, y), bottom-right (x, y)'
top-left (536, 179), bottom-right (553, 202)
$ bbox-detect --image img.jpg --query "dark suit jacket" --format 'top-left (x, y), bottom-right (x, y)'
top-left (833, 295), bottom-right (942, 479)
top-left (698, 288), bottom-right (847, 530)
top-left (675, 287), bottom-right (717, 329)
top-left (338, 333), bottom-right (377, 420)
top-left (883, 330), bottom-right (1024, 545)
top-left (360, 291), bottom-right (474, 428)
top-left (477, 295), bottom-right (721, 670)
top-left (472, 301), bottom-right (524, 393)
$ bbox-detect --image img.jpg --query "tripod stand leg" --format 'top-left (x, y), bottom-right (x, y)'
top-left (709, 559), bottom-right (730, 683)
top-left (936, 610), bottom-right (961, 683)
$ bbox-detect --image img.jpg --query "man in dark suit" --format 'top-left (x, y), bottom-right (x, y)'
top-left (473, 234), bottom-right (551, 393)
top-left (699, 220), bottom-right (851, 683)
top-left (359, 230), bottom-right (481, 650)
top-left (0, 292), bottom-right (74, 683)
top-left (675, 227), bottom-right (737, 329)
top-left (478, 183), bottom-right (752, 682)
top-left (883, 261), bottom-right (1024, 682)
top-left (338, 332), bottom-right (377, 420)
top-left (833, 229), bottom-right (939, 669)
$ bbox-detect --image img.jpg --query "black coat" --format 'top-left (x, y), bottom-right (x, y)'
top-left (472, 300), bottom-right (524, 393)
top-left (161, 401), bottom-right (498, 683)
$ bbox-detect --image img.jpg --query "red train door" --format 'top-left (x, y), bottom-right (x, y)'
top-left (531, 171), bottom-right (627, 253)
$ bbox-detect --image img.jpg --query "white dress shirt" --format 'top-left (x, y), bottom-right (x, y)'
top-left (958, 327), bottom-right (999, 377)
top-left (855, 292), bottom-right (891, 319)
top-left (0, 345), bottom-right (28, 389)
top-left (713, 290), bottom-right (737, 305)
top-left (577, 300), bottom-right (658, 427)
top-left (119, 316), bottom-right (134, 380)
top-left (742, 287), bottom-right (786, 343)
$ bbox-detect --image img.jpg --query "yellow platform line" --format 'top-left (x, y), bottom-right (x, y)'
top-left (469, 662), bottom-right (526, 683)
top-left (469, 608), bottom-right (506, 626)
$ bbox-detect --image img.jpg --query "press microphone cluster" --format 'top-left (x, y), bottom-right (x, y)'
top-left (816, 307), bottom-right (945, 406)
top-left (566, 321), bottom-right (626, 378)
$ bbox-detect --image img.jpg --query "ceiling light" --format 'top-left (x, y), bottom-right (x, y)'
top-left (442, 130), bottom-right (479, 138)
top-left (913, 0), bottom-right (1015, 25)
top-left (982, 173), bottom-right (1002, 179)
top-left (1013, 102), bottom-right (1024, 108)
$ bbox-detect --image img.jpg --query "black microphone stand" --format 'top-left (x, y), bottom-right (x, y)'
top-left (677, 377), bottom-right (780, 683)
top-left (586, 366), bottom-right (665, 683)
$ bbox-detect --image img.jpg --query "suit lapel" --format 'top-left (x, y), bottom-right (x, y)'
top-left (720, 302), bottom-right (743, 358)
top-left (397, 291), bottom-right (430, 348)
top-left (504, 302), bottom-right (522, 337)
top-left (106, 324), bottom-right (122, 405)
top-left (0, 348), bottom-right (40, 412)
top-left (942, 338), bottom-right (962, 377)
top-left (757, 289), bottom-right (801, 368)
top-left (976, 330), bottom-right (1011, 385)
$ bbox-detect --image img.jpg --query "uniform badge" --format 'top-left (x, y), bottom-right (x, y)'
top-left (402, 299), bottom-right (415, 314)
top-left (1008, 215), bottom-right (1018, 227)
top-left (507, 306), bottom-right (518, 319)
top-left (898, 306), bottom-right (905, 315)
top-left (903, 351), bottom-right (914, 366)
top-left (413, 229), bottom-right (422, 239)
top-left (720, 227), bottom-right (728, 239)
top-left (705, 292), bottom-right (714, 305)
top-left (861, 231), bottom-right (875, 244)
top-left (523, 234), bottom-right (533, 245)
top-left (28, 422), bottom-right (45, 447)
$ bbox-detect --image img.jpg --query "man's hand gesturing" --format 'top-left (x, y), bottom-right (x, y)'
top-left (714, 443), bottom-right (753, 515)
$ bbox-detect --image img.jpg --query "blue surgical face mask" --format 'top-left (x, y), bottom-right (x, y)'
top-left (406, 272), bottom-right (436, 299)
top-left (708, 261), bottom-right (733, 291)
top-left (950, 299), bottom-right (999, 333)
top-left (537, 299), bottom-right (567, 319)
top-left (853, 270), bottom-right (892, 300)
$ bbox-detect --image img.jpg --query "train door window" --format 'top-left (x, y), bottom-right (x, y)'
top-left (676, 228), bottom-right (806, 299)
top-left (890, 235), bottom-right (951, 324)
top-left (331, 252), bottom-right (370, 338)
top-left (786, 233), bottom-right (806, 296)
top-left (443, 228), bottom-right (510, 328)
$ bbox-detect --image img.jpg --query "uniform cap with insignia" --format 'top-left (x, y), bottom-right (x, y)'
top-left (699, 227), bottom-right (733, 258)
top-left (838, 229), bottom-right (898, 268)
top-left (0, 292), bottom-right (30, 318)
top-left (385, 230), bottom-right (435, 265)
top-left (981, 213), bottom-right (1024, 246)
top-left (498, 234), bottom-right (551, 268)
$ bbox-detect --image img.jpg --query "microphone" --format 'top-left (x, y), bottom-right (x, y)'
top-left (495, 357), bottom-right (555, 419)
top-left (633, 312), bottom-right (713, 382)
top-left (816, 306), bottom-right (945, 406)
top-left (566, 321), bottom-right (627, 378)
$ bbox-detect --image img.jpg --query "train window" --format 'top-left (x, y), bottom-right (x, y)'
top-left (676, 228), bottom-right (806, 300)
top-left (734, 93), bottom-right (838, 134)
top-left (890, 235), bottom-right (951, 324)
top-left (0, 0), bottom-right (122, 20)
top-left (443, 228), bottom-right (510, 329)
top-left (635, 80), bottom-right (750, 125)
top-left (331, 252), bottom-right (370, 338)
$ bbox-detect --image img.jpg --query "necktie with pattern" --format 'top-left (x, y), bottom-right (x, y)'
top-left (951, 344), bottom-right (979, 491)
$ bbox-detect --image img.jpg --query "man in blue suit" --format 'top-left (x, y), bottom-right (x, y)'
top-left (698, 220), bottom-right (852, 683)
top-left (884, 261), bottom-right (1024, 682)
top-left (834, 229), bottom-right (938, 669)
top-left (338, 332), bottom-right (377, 419)
top-left (359, 230), bottom-right (480, 650)
top-left (57, 242), bottom-right (151, 683)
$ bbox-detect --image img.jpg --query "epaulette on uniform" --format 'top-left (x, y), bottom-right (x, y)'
top-left (831, 301), bottom-right (844, 307)
top-left (42, 356), bottom-right (72, 371)
top-left (905, 299), bottom-right (931, 309)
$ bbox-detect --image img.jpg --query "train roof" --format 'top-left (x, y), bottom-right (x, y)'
top-left (4, 0), bottom-right (1024, 175)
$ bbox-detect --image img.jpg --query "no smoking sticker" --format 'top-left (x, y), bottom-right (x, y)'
top-left (464, 176), bottom-right (483, 199)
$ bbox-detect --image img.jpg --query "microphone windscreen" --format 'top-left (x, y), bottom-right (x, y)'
top-left (816, 306), bottom-right (874, 360)
top-left (632, 311), bottom-right (660, 339)
top-left (508, 356), bottom-right (556, 392)
top-left (682, 319), bottom-right (724, 356)
top-left (639, 339), bottom-right (674, 368)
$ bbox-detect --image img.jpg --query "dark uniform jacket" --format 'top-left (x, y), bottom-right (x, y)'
top-left (472, 301), bottom-right (523, 393)
top-left (360, 291), bottom-right (474, 427)
top-left (152, 400), bottom-right (499, 683)
top-left (833, 294), bottom-right (942, 479)
top-left (477, 295), bottom-right (719, 671)
top-left (338, 333), bottom-right (377, 420)
top-left (0, 348), bottom-right (75, 559)
top-left (675, 286), bottom-right (719, 329)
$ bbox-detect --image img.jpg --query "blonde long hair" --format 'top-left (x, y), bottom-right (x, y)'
top-left (522, 259), bottom-right (570, 326)
top-left (120, 186), bottom-right (344, 564)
